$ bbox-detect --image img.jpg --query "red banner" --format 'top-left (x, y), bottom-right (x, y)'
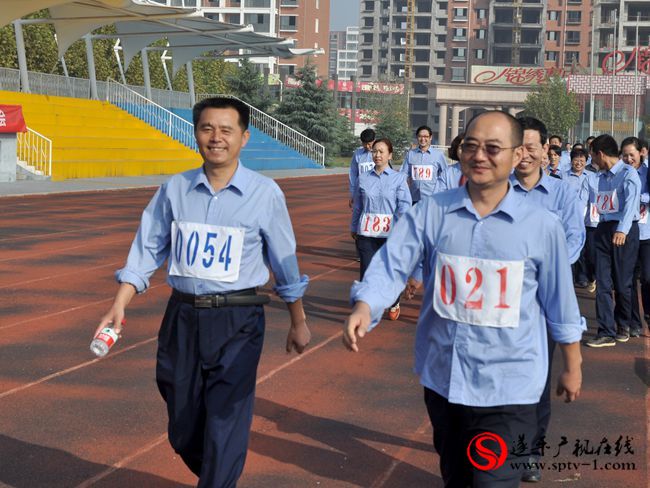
top-left (285, 77), bottom-right (404, 95)
top-left (0, 105), bottom-right (27, 133)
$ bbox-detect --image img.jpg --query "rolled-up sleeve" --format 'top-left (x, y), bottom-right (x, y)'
top-left (262, 186), bottom-right (309, 302)
top-left (535, 216), bottom-right (586, 343)
top-left (115, 185), bottom-right (173, 293)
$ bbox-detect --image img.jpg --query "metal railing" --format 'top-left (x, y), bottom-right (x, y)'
top-left (198, 92), bottom-right (326, 166)
top-left (17, 128), bottom-right (52, 177)
top-left (106, 79), bottom-right (197, 151)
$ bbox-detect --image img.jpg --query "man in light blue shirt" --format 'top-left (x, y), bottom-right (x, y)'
top-left (399, 125), bottom-right (448, 203)
top-left (348, 128), bottom-right (376, 204)
top-left (96, 97), bottom-right (310, 487)
top-left (343, 111), bottom-right (584, 487)
top-left (586, 134), bottom-right (641, 347)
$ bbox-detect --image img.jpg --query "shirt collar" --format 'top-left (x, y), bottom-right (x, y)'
top-left (415, 146), bottom-right (433, 154)
top-left (448, 184), bottom-right (519, 222)
top-left (510, 170), bottom-right (551, 193)
top-left (372, 166), bottom-right (396, 176)
top-left (190, 162), bottom-right (248, 196)
top-left (608, 159), bottom-right (624, 176)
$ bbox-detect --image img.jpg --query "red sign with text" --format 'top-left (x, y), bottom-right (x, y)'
top-left (0, 105), bottom-right (27, 133)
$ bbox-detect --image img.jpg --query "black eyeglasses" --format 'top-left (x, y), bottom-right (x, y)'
top-left (460, 142), bottom-right (517, 156)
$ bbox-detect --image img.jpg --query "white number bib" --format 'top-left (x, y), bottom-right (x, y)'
top-left (595, 190), bottom-right (619, 214)
top-left (169, 221), bottom-right (244, 282)
top-left (587, 202), bottom-right (600, 225)
top-left (640, 204), bottom-right (648, 224)
top-left (359, 213), bottom-right (393, 238)
top-left (433, 253), bottom-right (524, 328)
top-left (411, 165), bottom-right (434, 181)
top-left (359, 161), bottom-right (375, 174)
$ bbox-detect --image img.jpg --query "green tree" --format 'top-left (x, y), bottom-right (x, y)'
top-left (523, 75), bottom-right (581, 138)
top-left (224, 58), bottom-right (272, 111)
top-left (274, 62), bottom-right (350, 159)
top-left (363, 91), bottom-right (411, 160)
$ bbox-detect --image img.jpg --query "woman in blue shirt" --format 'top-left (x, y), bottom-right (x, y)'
top-left (351, 138), bottom-right (411, 320)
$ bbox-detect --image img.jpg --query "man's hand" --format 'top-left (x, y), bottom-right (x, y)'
top-left (556, 368), bottom-right (582, 403)
top-left (612, 231), bottom-right (627, 246)
top-left (95, 307), bottom-right (126, 337)
top-left (351, 232), bottom-right (358, 240)
top-left (343, 302), bottom-right (372, 352)
top-left (286, 319), bottom-right (311, 354)
top-left (403, 277), bottom-right (422, 300)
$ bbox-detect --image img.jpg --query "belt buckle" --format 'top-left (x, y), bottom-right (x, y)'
top-left (194, 295), bottom-right (212, 308)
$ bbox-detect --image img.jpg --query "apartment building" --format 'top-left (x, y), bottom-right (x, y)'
top-left (154, 0), bottom-right (330, 77)
top-left (331, 26), bottom-right (360, 80)
top-left (329, 31), bottom-right (346, 76)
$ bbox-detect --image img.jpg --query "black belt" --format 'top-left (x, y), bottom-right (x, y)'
top-left (172, 288), bottom-right (270, 308)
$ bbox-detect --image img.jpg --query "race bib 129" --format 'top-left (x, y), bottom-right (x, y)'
top-left (359, 213), bottom-right (392, 238)
top-left (433, 253), bottom-right (524, 328)
top-left (411, 164), bottom-right (434, 181)
top-left (169, 221), bottom-right (244, 282)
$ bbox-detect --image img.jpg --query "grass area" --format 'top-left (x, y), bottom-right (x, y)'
top-left (325, 156), bottom-right (350, 168)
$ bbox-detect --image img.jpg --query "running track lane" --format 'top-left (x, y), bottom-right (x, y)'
top-left (0, 174), bottom-right (646, 487)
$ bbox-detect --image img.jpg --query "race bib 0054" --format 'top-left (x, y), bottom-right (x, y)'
top-left (411, 165), bottom-right (434, 181)
top-left (433, 253), bottom-right (524, 328)
top-left (169, 221), bottom-right (244, 282)
top-left (359, 213), bottom-right (393, 238)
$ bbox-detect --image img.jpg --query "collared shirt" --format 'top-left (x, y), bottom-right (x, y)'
top-left (443, 163), bottom-right (466, 190)
top-left (351, 167), bottom-right (412, 232)
top-left (510, 171), bottom-right (586, 264)
top-left (634, 164), bottom-right (650, 240)
top-left (547, 166), bottom-right (563, 179)
top-left (399, 146), bottom-right (448, 201)
top-left (559, 151), bottom-right (572, 172)
top-left (349, 146), bottom-right (375, 196)
top-left (597, 160), bottom-right (641, 234)
top-left (563, 170), bottom-right (589, 204)
top-left (351, 186), bottom-right (585, 407)
top-left (116, 163), bottom-right (308, 302)
top-left (583, 171), bottom-right (600, 228)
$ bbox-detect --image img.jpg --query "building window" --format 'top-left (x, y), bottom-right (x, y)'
top-left (548, 10), bottom-right (560, 22)
top-left (451, 67), bottom-right (466, 82)
top-left (565, 31), bottom-right (580, 44)
top-left (547, 31), bottom-right (558, 41)
top-left (279, 15), bottom-right (298, 31)
top-left (452, 47), bottom-right (466, 60)
top-left (315, 18), bottom-right (319, 33)
top-left (475, 29), bottom-right (486, 39)
top-left (454, 8), bottom-right (468, 20)
top-left (475, 48), bottom-right (485, 59)
top-left (476, 8), bottom-right (487, 19)
top-left (453, 28), bottom-right (467, 41)
top-left (566, 11), bottom-right (581, 24)
top-left (280, 0), bottom-right (298, 6)
top-left (546, 51), bottom-right (558, 61)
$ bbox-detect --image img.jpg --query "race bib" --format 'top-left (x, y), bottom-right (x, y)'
top-left (433, 253), bottom-right (524, 328)
top-left (359, 213), bottom-right (393, 238)
top-left (411, 165), bottom-right (434, 181)
top-left (169, 221), bottom-right (244, 282)
top-left (595, 190), bottom-right (619, 214)
top-left (640, 204), bottom-right (648, 224)
top-left (359, 161), bottom-right (375, 174)
top-left (587, 202), bottom-right (600, 225)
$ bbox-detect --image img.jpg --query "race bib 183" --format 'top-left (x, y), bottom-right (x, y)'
top-left (595, 190), bottom-right (619, 215)
top-left (411, 165), bottom-right (434, 181)
top-left (169, 221), bottom-right (244, 282)
top-left (433, 253), bottom-right (524, 328)
top-left (359, 213), bottom-right (392, 238)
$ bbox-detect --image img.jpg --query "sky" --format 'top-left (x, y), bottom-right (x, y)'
top-left (330, 0), bottom-right (360, 31)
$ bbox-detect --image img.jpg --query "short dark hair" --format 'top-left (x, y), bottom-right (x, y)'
top-left (448, 132), bottom-right (465, 161)
top-left (518, 117), bottom-right (548, 145)
top-left (192, 97), bottom-right (249, 131)
top-left (549, 145), bottom-right (562, 157)
top-left (570, 147), bottom-right (589, 160)
top-left (360, 128), bottom-right (376, 144)
top-left (465, 110), bottom-right (523, 147)
top-left (620, 136), bottom-right (642, 152)
top-left (416, 125), bottom-right (433, 137)
top-left (591, 134), bottom-right (619, 157)
top-left (640, 139), bottom-right (649, 150)
top-left (372, 137), bottom-right (393, 154)
top-left (549, 134), bottom-right (563, 144)
top-left (585, 136), bottom-right (595, 144)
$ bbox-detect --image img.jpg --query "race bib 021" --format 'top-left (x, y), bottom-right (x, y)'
top-left (359, 213), bottom-right (393, 238)
top-left (169, 221), bottom-right (244, 282)
top-left (411, 165), bottom-right (434, 181)
top-left (433, 253), bottom-right (524, 328)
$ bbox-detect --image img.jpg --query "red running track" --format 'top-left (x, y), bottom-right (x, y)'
top-left (0, 174), bottom-right (646, 487)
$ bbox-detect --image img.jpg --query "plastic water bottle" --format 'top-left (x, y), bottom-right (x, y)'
top-left (90, 320), bottom-right (124, 357)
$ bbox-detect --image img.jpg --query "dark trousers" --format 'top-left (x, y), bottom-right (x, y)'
top-left (631, 238), bottom-right (650, 332)
top-left (424, 388), bottom-right (537, 488)
top-left (156, 295), bottom-right (265, 488)
top-left (531, 333), bottom-right (556, 458)
top-left (594, 221), bottom-right (640, 337)
top-left (356, 235), bottom-right (399, 307)
top-left (573, 227), bottom-right (596, 283)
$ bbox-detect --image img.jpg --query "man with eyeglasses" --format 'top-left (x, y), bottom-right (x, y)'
top-left (343, 110), bottom-right (584, 487)
top-left (510, 116), bottom-right (585, 484)
top-left (400, 125), bottom-right (448, 204)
